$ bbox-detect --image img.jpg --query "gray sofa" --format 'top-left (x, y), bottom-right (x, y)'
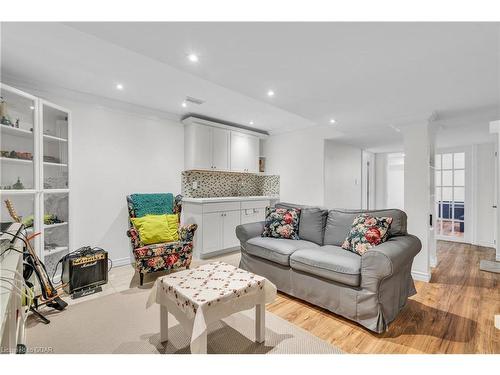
top-left (236, 203), bottom-right (421, 333)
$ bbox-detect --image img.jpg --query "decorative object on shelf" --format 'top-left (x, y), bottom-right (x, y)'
top-left (259, 157), bottom-right (266, 173)
top-left (12, 177), bottom-right (24, 190)
top-left (0, 150), bottom-right (33, 160)
top-left (15, 119), bottom-right (19, 128)
top-left (43, 155), bottom-right (60, 163)
top-left (44, 213), bottom-right (63, 225)
top-left (44, 175), bottom-right (68, 189)
top-left (0, 96), bottom-right (5, 118)
top-left (22, 215), bottom-right (34, 228)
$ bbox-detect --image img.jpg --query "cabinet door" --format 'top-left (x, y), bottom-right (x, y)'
top-left (202, 212), bottom-right (222, 254)
top-left (185, 124), bottom-right (212, 170)
top-left (222, 210), bottom-right (241, 249)
top-left (246, 135), bottom-right (260, 173)
top-left (230, 131), bottom-right (247, 172)
top-left (211, 127), bottom-right (229, 170)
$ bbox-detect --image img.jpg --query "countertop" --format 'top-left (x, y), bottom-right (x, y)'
top-left (182, 195), bottom-right (279, 203)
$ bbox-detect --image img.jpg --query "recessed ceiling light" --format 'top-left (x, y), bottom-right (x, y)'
top-left (267, 90), bottom-right (275, 97)
top-left (187, 53), bottom-right (199, 63)
top-left (249, 121), bottom-right (254, 125)
top-left (116, 83), bottom-right (124, 90)
top-left (29, 105), bottom-right (35, 110)
top-left (329, 119), bottom-right (336, 124)
top-left (181, 101), bottom-right (187, 108)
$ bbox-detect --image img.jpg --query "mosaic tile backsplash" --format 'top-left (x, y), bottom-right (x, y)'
top-left (182, 170), bottom-right (280, 198)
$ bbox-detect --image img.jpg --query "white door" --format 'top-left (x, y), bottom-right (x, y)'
top-left (222, 210), bottom-right (241, 249)
top-left (211, 127), bottom-right (229, 171)
top-left (186, 124), bottom-right (212, 170)
top-left (202, 212), bottom-right (222, 254)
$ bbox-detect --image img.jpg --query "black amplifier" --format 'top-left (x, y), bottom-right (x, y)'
top-left (61, 248), bottom-right (108, 295)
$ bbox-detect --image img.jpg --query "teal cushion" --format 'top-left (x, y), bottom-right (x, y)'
top-left (131, 193), bottom-right (173, 218)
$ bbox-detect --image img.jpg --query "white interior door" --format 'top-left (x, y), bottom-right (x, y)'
top-left (435, 150), bottom-right (468, 242)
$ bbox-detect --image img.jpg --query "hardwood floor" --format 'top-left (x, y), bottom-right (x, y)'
top-left (266, 241), bottom-right (499, 353)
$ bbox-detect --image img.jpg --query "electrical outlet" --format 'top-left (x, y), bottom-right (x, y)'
top-left (192, 180), bottom-right (198, 190)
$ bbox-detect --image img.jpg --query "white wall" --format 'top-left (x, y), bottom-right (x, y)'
top-left (361, 151), bottom-right (375, 209)
top-left (324, 140), bottom-right (362, 209)
top-left (263, 126), bottom-right (342, 206)
top-left (13, 88), bottom-right (185, 266)
top-left (403, 123), bottom-right (432, 281)
top-left (386, 153), bottom-right (405, 210)
top-left (374, 153), bottom-right (388, 209)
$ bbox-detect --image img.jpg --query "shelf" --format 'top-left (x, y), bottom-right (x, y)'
top-left (0, 157), bottom-right (33, 165)
top-left (44, 246), bottom-right (68, 256)
top-left (0, 189), bottom-right (36, 195)
top-left (43, 134), bottom-right (68, 143)
top-left (43, 161), bottom-right (67, 167)
top-left (43, 189), bottom-right (69, 194)
top-left (44, 222), bottom-right (68, 229)
top-left (0, 125), bottom-right (33, 138)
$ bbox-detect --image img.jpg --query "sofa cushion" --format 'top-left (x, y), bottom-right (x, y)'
top-left (276, 203), bottom-right (328, 245)
top-left (262, 207), bottom-right (301, 240)
top-left (290, 245), bottom-right (361, 287)
top-left (246, 237), bottom-right (319, 266)
top-left (324, 209), bottom-right (407, 246)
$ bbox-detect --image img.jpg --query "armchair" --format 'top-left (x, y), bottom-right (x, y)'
top-left (126, 194), bottom-right (197, 285)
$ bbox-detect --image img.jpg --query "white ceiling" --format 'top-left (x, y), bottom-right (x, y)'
top-left (1, 22), bottom-right (499, 146)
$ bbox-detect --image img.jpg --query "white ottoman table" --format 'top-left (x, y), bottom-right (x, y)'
top-left (146, 261), bottom-right (277, 354)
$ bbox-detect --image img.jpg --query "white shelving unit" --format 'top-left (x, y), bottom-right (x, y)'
top-left (0, 83), bottom-right (71, 278)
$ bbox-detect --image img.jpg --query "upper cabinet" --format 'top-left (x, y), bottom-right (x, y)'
top-left (184, 123), bottom-right (230, 171)
top-left (183, 117), bottom-right (263, 173)
top-left (230, 131), bottom-right (259, 173)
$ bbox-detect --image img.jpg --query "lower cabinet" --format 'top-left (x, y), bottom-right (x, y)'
top-left (182, 198), bottom-right (274, 259)
top-left (202, 210), bottom-right (240, 255)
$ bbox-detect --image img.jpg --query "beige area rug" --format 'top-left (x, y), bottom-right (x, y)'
top-left (26, 287), bottom-right (342, 354)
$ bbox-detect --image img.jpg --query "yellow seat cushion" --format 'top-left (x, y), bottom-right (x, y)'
top-left (131, 214), bottom-right (179, 245)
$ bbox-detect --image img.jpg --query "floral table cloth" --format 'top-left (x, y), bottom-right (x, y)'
top-left (146, 261), bottom-right (277, 353)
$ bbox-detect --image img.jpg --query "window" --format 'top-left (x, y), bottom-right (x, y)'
top-left (435, 152), bottom-right (465, 239)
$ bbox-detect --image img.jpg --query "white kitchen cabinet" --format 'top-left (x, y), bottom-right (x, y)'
top-left (230, 131), bottom-right (259, 173)
top-left (211, 126), bottom-right (230, 170)
top-left (182, 197), bottom-right (275, 259)
top-left (222, 210), bottom-right (241, 248)
top-left (201, 209), bottom-right (240, 256)
top-left (184, 123), bottom-right (212, 170)
top-left (184, 123), bottom-right (230, 171)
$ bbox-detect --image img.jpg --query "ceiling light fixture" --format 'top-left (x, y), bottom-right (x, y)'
top-left (187, 53), bottom-right (199, 63)
top-left (181, 101), bottom-right (187, 108)
top-left (267, 90), bottom-right (275, 97)
top-left (249, 121), bottom-right (254, 125)
top-left (329, 119), bottom-right (336, 124)
top-left (29, 105), bottom-right (35, 110)
top-left (116, 83), bottom-right (124, 90)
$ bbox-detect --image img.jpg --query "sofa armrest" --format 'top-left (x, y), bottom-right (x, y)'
top-left (236, 221), bottom-right (265, 244)
top-left (360, 234), bottom-right (421, 288)
top-left (178, 224), bottom-right (198, 242)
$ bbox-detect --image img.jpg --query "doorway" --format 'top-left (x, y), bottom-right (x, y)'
top-left (435, 150), bottom-right (467, 241)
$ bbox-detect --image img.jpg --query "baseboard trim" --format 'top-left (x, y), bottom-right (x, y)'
top-left (112, 256), bottom-right (133, 268)
top-left (475, 240), bottom-right (496, 249)
top-left (412, 270), bottom-right (431, 282)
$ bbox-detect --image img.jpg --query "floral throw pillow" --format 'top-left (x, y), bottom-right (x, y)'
top-left (341, 214), bottom-right (393, 255)
top-left (262, 207), bottom-right (300, 240)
